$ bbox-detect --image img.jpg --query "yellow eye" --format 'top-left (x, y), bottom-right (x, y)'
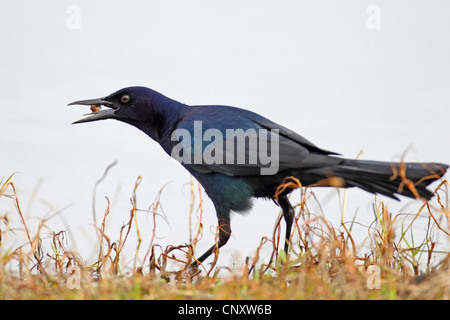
top-left (121, 95), bottom-right (130, 103)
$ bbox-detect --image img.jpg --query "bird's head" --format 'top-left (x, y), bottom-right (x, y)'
top-left (69, 86), bottom-right (157, 124)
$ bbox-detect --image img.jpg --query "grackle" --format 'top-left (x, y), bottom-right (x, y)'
top-left (69, 86), bottom-right (448, 267)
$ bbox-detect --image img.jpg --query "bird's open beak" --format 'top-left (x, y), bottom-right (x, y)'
top-left (68, 97), bottom-right (118, 124)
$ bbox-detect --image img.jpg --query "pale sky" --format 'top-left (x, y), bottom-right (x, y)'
top-left (1, 1), bottom-right (449, 270)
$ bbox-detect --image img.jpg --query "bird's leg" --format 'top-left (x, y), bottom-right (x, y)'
top-left (277, 195), bottom-right (295, 255)
top-left (191, 216), bottom-right (231, 269)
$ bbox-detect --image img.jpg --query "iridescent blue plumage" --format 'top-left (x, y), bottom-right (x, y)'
top-left (70, 86), bottom-right (448, 267)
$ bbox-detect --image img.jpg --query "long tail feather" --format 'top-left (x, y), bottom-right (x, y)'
top-left (307, 159), bottom-right (448, 200)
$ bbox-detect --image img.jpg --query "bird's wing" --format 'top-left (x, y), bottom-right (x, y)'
top-left (170, 117), bottom-right (341, 177)
top-left (254, 119), bottom-right (339, 156)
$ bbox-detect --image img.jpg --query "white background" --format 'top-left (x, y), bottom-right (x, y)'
top-left (1, 1), bottom-right (449, 271)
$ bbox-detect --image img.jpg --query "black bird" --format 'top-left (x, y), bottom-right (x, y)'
top-left (69, 86), bottom-right (448, 267)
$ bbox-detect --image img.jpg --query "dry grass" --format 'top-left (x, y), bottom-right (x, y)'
top-left (0, 172), bottom-right (449, 300)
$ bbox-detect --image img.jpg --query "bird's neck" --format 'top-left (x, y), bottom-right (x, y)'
top-left (131, 97), bottom-right (186, 144)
